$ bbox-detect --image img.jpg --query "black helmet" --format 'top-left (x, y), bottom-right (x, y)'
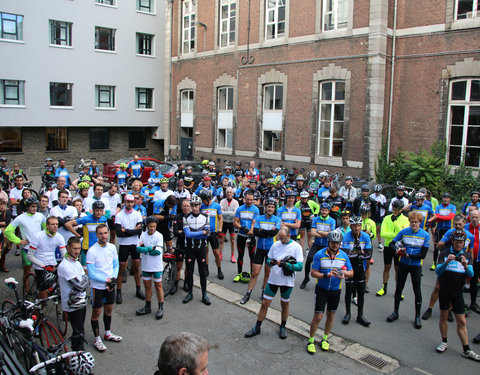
top-left (392, 199), bottom-right (404, 209)
top-left (471, 191), bottom-right (480, 197)
top-left (145, 216), bottom-right (159, 225)
top-left (361, 184), bottom-right (370, 192)
top-left (359, 204), bottom-right (371, 214)
top-left (374, 184), bottom-right (382, 192)
top-left (25, 197), bottom-right (38, 207)
top-left (198, 189), bottom-right (212, 201)
top-left (264, 198), bottom-right (277, 207)
top-left (235, 170), bottom-right (243, 177)
top-left (45, 157), bottom-right (53, 162)
top-left (287, 169), bottom-right (295, 177)
top-left (0, 157), bottom-right (6, 162)
top-left (92, 200), bottom-right (105, 210)
top-left (451, 230), bottom-right (467, 241)
top-left (235, 161), bottom-right (242, 166)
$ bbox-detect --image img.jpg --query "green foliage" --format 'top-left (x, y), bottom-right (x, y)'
top-left (374, 142), bottom-right (409, 185)
top-left (442, 164), bottom-right (480, 207)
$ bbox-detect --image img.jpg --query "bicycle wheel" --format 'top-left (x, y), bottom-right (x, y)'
top-left (23, 273), bottom-right (39, 301)
top-left (39, 320), bottom-right (66, 351)
top-left (1, 299), bottom-right (16, 318)
top-left (6, 330), bottom-right (34, 370)
top-left (74, 163), bottom-right (82, 173)
top-left (55, 302), bottom-right (68, 337)
top-left (162, 261), bottom-right (177, 297)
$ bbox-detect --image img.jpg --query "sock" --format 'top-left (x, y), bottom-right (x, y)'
top-left (218, 267), bottom-right (222, 272)
top-left (280, 320), bottom-right (287, 328)
top-left (383, 283), bottom-right (387, 292)
top-left (145, 300), bottom-right (151, 309)
top-left (158, 302), bottom-right (164, 309)
top-left (322, 334), bottom-right (328, 341)
top-left (308, 337), bottom-right (314, 343)
top-left (105, 330), bottom-right (111, 337)
top-left (103, 315), bottom-right (112, 332)
top-left (91, 320), bottom-right (100, 338)
top-left (174, 280), bottom-right (179, 286)
top-left (136, 286), bottom-right (141, 292)
top-left (255, 320), bottom-right (263, 328)
top-left (463, 345), bottom-right (470, 352)
top-left (442, 337), bottom-right (447, 343)
top-left (426, 307), bottom-right (432, 312)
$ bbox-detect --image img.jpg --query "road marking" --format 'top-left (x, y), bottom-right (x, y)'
top-left (414, 368), bottom-right (434, 375)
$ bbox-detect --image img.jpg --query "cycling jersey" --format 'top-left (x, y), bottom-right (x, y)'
top-left (127, 160), bottom-right (144, 178)
top-left (4, 212), bottom-right (46, 249)
top-left (312, 216), bottom-right (336, 247)
top-left (55, 167), bottom-right (71, 186)
top-left (380, 213), bottom-right (410, 247)
top-left (134, 204), bottom-right (147, 217)
top-left (153, 189), bottom-right (174, 202)
top-left (361, 217), bottom-right (377, 240)
top-left (264, 188), bottom-right (280, 203)
top-left (174, 188), bottom-right (191, 201)
top-left (277, 205), bottom-right (301, 236)
top-left (295, 200), bottom-right (320, 222)
top-left (392, 227), bottom-right (430, 267)
top-left (312, 248), bottom-right (352, 290)
top-left (353, 196), bottom-right (377, 218)
top-left (201, 202), bottom-right (222, 232)
top-left (183, 212), bottom-right (209, 249)
top-left (88, 166), bottom-right (99, 177)
top-left (409, 203), bottom-right (434, 230)
top-left (341, 231), bottom-right (372, 271)
top-left (219, 197), bottom-right (239, 223)
top-left (442, 228), bottom-right (475, 255)
top-left (370, 192), bottom-right (387, 219)
top-left (86, 242), bottom-right (119, 290)
top-left (339, 185), bottom-right (357, 205)
top-left (465, 223), bottom-right (480, 260)
top-left (27, 230), bottom-right (66, 270)
top-left (317, 186), bottom-right (330, 201)
top-left (462, 201), bottom-right (480, 215)
top-left (149, 171), bottom-right (164, 184)
top-left (235, 204), bottom-right (260, 236)
top-left (141, 186), bottom-right (159, 201)
top-left (75, 214), bottom-right (108, 251)
top-left (174, 168), bottom-right (186, 179)
top-left (436, 248), bottom-right (473, 291)
top-left (254, 214), bottom-right (281, 250)
top-left (194, 185), bottom-right (217, 198)
top-left (435, 203), bottom-right (456, 230)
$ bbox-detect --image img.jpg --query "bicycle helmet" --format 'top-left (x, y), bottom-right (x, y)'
top-left (147, 178), bottom-right (155, 186)
top-left (235, 161), bottom-right (242, 166)
top-left (224, 165), bottom-right (232, 170)
top-left (78, 182), bottom-right (90, 190)
top-left (92, 200), bottom-right (105, 210)
top-left (349, 216), bottom-right (363, 225)
top-left (203, 176), bottom-right (212, 181)
top-left (419, 188), bottom-right (427, 194)
top-left (300, 191), bottom-right (309, 198)
top-left (309, 171), bottom-right (317, 179)
top-left (345, 176), bottom-right (353, 181)
top-left (120, 163), bottom-right (128, 168)
top-left (394, 241), bottom-right (405, 252)
top-left (67, 293), bottom-right (88, 309)
top-left (296, 175), bottom-right (305, 182)
top-left (186, 166), bottom-right (193, 171)
top-left (279, 255), bottom-right (297, 277)
top-left (208, 161), bottom-right (215, 167)
top-left (396, 185), bottom-right (405, 191)
top-left (81, 175), bottom-right (91, 182)
top-left (415, 192), bottom-right (425, 200)
top-left (198, 189), bottom-right (212, 201)
top-left (202, 160), bottom-right (209, 166)
top-left (327, 230), bottom-right (343, 243)
top-left (0, 157), bottom-right (6, 162)
top-left (68, 352), bottom-right (95, 375)
top-left (190, 195), bottom-right (202, 205)
top-left (320, 202), bottom-right (331, 210)
top-left (361, 184), bottom-right (370, 192)
top-left (319, 171), bottom-right (329, 179)
top-left (24, 197), bottom-right (38, 208)
top-left (471, 191), bottom-right (480, 197)
top-left (274, 167), bottom-right (282, 173)
top-left (45, 157), bottom-right (53, 162)
top-left (391, 199), bottom-right (405, 210)
top-left (285, 189), bottom-right (296, 197)
top-left (374, 184), bottom-right (382, 193)
top-left (145, 216), bottom-right (159, 225)
top-left (264, 198), bottom-right (277, 207)
top-left (451, 230), bottom-right (467, 242)
top-left (360, 204), bottom-right (371, 214)
top-left (287, 169), bottom-right (295, 177)
top-left (239, 271), bottom-right (251, 283)
top-left (267, 178), bottom-right (275, 185)
top-left (235, 170), bottom-right (243, 177)
top-left (442, 192), bottom-right (451, 198)
top-left (40, 271), bottom-right (57, 290)
top-left (159, 177), bottom-right (169, 184)
top-left (274, 175), bottom-right (282, 184)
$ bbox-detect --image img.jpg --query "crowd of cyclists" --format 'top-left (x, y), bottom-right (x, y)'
top-left (0, 154), bottom-right (480, 372)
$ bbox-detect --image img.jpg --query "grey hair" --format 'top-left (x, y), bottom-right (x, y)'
top-left (157, 332), bottom-right (209, 375)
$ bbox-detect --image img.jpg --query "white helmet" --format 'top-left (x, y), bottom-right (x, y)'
top-left (300, 191), bottom-right (309, 198)
top-left (327, 230), bottom-right (343, 243)
top-left (68, 352), bottom-right (95, 375)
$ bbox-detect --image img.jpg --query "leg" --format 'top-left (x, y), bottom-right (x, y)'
top-left (324, 311), bottom-right (336, 336)
top-left (257, 298), bottom-right (273, 321)
top-left (133, 259), bottom-right (142, 288)
top-left (306, 230), bottom-right (313, 250)
top-left (309, 312), bottom-right (324, 337)
top-left (439, 309), bottom-right (449, 340)
top-left (236, 236), bottom-right (246, 275)
top-left (184, 250), bottom-right (195, 294)
top-left (196, 247), bottom-right (208, 295)
top-left (68, 308), bottom-right (86, 351)
top-left (143, 278), bottom-right (153, 302)
top-left (299, 227), bottom-right (306, 249)
top-left (262, 265), bottom-right (271, 289)
top-left (116, 262), bottom-right (127, 291)
top-left (470, 261), bottom-right (479, 307)
top-left (246, 263), bottom-right (262, 292)
top-left (230, 234), bottom-right (236, 261)
top-left (393, 263), bottom-right (409, 313)
top-left (455, 313), bottom-right (469, 346)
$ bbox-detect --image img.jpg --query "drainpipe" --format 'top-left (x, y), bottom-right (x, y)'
top-left (386, 0), bottom-right (398, 162)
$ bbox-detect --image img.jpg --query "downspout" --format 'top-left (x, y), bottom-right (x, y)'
top-left (164, 0), bottom-right (174, 158)
top-left (386, 0), bottom-right (398, 162)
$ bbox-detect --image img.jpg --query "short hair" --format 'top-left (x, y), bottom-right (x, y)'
top-left (165, 195), bottom-right (177, 208)
top-left (157, 332), bottom-right (209, 375)
top-left (341, 211), bottom-right (351, 218)
top-left (329, 186), bottom-right (337, 193)
top-left (46, 216), bottom-right (58, 225)
top-left (243, 190), bottom-right (254, 198)
top-left (226, 187), bottom-right (234, 194)
top-left (96, 223), bottom-right (108, 234)
top-left (57, 176), bottom-right (66, 182)
top-left (58, 190), bottom-right (69, 198)
top-left (40, 195), bottom-right (49, 202)
top-left (93, 183), bottom-right (104, 191)
top-left (277, 227), bottom-right (290, 238)
top-left (453, 214), bottom-right (466, 222)
top-left (67, 237), bottom-right (81, 247)
top-left (14, 175), bottom-right (23, 180)
top-left (408, 211), bottom-right (424, 222)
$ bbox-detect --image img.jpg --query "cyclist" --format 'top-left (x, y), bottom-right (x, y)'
top-left (54, 159), bottom-right (72, 188)
top-left (182, 195), bottom-right (211, 305)
top-left (263, 178), bottom-right (280, 205)
top-left (133, 193), bottom-right (148, 219)
top-left (435, 230), bottom-right (480, 361)
top-left (127, 155), bottom-right (144, 180)
top-left (245, 228), bottom-right (303, 339)
top-left (240, 199), bottom-right (281, 305)
top-left (153, 178), bottom-right (174, 202)
top-left (257, 175), bottom-right (268, 197)
top-left (295, 175), bottom-right (306, 197)
top-left (376, 200), bottom-right (410, 297)
top-left (183, 166), bottom-right (195, 192)
top-left (462, 191), bottom-right (480, 215)
top-left (370, 184), bottom-right (387, 250)
top-left (88, 158), bottom-right (100, 179)
top-left (339, 176), bottom-right (357, 209)
top-left (353, 185), bottom-right (377, 218)
top-left (409, 192), bottom-right (436, 231)
top-left (0, 198), bottom-right (12, 272)
top-left (360, 204), bottom-right (376, 281)
top-left (57, 236), bottom-right (88, 351)
top-left (0, 157), bottom-right (9, 192)
top-left (234, 161), bottom-right (244, 177)
top-left (42, 157), bottom-right (56, 185)
top-left (135, 216), bottom-right (165, 319)
top-left (149, 166), bottom-right (164, 184)
top-left (142, 179), bottom-right (159, 216)
top-left (9, 174), bottom-right (24, 219)
top-left (306, 230), bottom-right (353, 353)
top-left (174, 162), bottom-right (186, 180)
top-left (72, 165), bottom-right (98, 189)
top-left (207, 161), bottom-right (221, 185)
top-left (323, 186), bottom-right (346, 227)
top-left (223, 165), bottom-right (235, 182)
top-left (115, 163), bottom-right (129, 187)
top-left (465, 210), bottom-right (480, 314)
top-left (9, 163), bottom-right (28, 186)
top-left (317, 178), bottom-right (332, 201)
top-left (233, 190), bottom-right (259, 282)
top-left (295, 191), bottom-right (320, 251)
top-left (341, 216), bottom-right (372, 327)
top-left (50, 190), bottom-right (80, 243)
top-left (114, 194), bottom-right (144, 304)
top-left (174, 179), bottom-right (191, 205)
top-left (307, 171), bottom-right (321, 202)
top-left (247, 179), bottom-right (262, 208)
top-left (387, 211), bottom-right (430, 329)
top-left (102, 184), bottom-right (122, 243)
top-left (4, 197), bottom-right (46, 285)
top-left (153, 195), bottom-right (177, 250)
top-left (339, 211), bottom-right (352, 236)
top-left (27, 216), bottom-right (66, 299)
top-left (388, 185), bottom-right (409, 212)
top-left (284, 169), bottom-right (296, 190)
top-left (171, 199), bottom-right (191, 294)
top-left (38, 195), bottom-right (50, 219)
top-left (84, 183), bottom-right (111, 218)
top-left (277, 190), bottom-right (301, 241)
top-left (300, 203), bottom-right (336, 290)
top-left (432, 192), bottom-right (456, 271)
top-left (215, 176), bottom-right (230, 202)
top-left (194, 176), bottom-right (216, 199)
top-left (86, 224), bottom-right (122, 352)
top-left (47, 176), bottom-right (72, 208)
top-left (219, 187), bottom-right (239, 263)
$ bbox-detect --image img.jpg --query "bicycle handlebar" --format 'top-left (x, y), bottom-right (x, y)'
top-left (28, 351), bottom-right (84, 373)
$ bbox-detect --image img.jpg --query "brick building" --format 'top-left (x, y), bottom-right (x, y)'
top-left (167, 0), bottom-right (480, 178)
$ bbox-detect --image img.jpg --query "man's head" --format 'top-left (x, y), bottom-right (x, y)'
top-left (92, 200), bottom-right (105, 218)
top-left (203, 176), bottom-right (211, 187)
top-left (73, 199), bottom-right (83, 213)
top-left (408, 211), bottom-right (423, 231)
top-left (46, 216), bottom-right (59, 234)
top-left (277, 228), bottom-right (290, 245)
top-left (134, 155), bottom-right (139, 162)
top-left (471, 191), bottom-right (479, 204)
top-left (59, 159), bottom-right (66, 168)
top-left (451, 230), bottom-right (467, 252)
top-left (341, 211), bottom-right (350, 227)
top-left (345, 176), bottom-right (353, 187)
top-left (96, 224), bottom-right (109, 245)
top-left (165, 195), bottom-right (177, 209)
top-left (264, 199), bottom-right (276, 216)
top-left (243, 190), bottom-right (254, 207)
top-left (470, 210), bottom-right (480, 227)
top-left (14, 175), bottom-right (23, 188)
top-left (157, 332), bottom-right (209, 375)
top-left (93, 183), bottom-right (104, 199)
top-left (66, 237), bottom-right (81, 259)
top-left (124, 194), bottom-right (135, 210)
top-left (181, 199), bottom-right (191, 214)
top-left (320, 203), bottom-right (330, 218)
top-left (25, 197), bottom-right (38, 214)
top-left (58, 190), bottom-right (69, 206)
top-left (57, 177), bottom-right (67, 189)
top-left (327, 230), bottom-right (343, 253)
top-left (225, 187), bottom-right (234, 200)
top-left (349, 216), bottom-right (362, 236)
top-left (39, 195), bottom-right (49, 210)
top-left (109, 184), bottom-right (118, 196)
top-left (361, 185), bottom-right (370, 197)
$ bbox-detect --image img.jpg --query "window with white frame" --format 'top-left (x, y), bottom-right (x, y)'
top-left (50, 82), bottom-right (73, 107)
top-left (95, 27), bottom-right (115, 51)
top-left (0, 12), bottom-right (23, 41)
top-left (456, 0), bottom-right (480, 19)
top-left (318, 81), bottom-right (344, 157)
top-left (265, 0), bottom-right (286, 40)
top-left (447, 79), bottom-right (480, 167)
top-left (182, 0), bottom-right (196, 54)
top-left (262, 84), bottom-right (283, 152)
top-left (95, 85), bottom-right (115, 108)
top-left (136, 33), bottom-right (154, 55)
top-left (0, 80), bottom-right (25, 106)
top-left (181, 90), bottom-right (194, 138)
top-left (219, 0), bottom-right (236, 47)
top-left (137, 0), bottom-right (154, 13)
top-left (217, 87), bottom-right (233, 148)
top-left (136, 87), bottom-right (153, 109)
top-left (49, 20), bottom-right (72, 46)
top-left (323, 0), bottom-right (348, 31)
top-left (96, 0), bottom-right (116, 6)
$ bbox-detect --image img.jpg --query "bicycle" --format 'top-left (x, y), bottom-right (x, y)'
top-left (162, 247), bottom-right (185, 297)
top-left (73, 159), bottom-right (93, 174)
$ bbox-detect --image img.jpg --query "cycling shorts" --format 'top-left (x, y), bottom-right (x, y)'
top-left (300, 220), bottom-right (312, 231)
top-left (119, 244), bottom-right (140, 263)
top-left (314, 286), bottom-right (341, 314)
top-left (252, 248), bottom-right (269, 265)
top-left (220, 222), bottom-right (235, 236)
top-left (142, 271), bottom-right (163, 281)
top-left (263, 283), bottom-right (293, 302)
top-left (107, 217), bottom-right (115, 231)
top-left (158, 228), bottom-right (172, 243)
top-left (439, 288), bottom-right (465, 315)
top-left (91, 287), bottom-right (115, 308)
top-left (383, 245), bottom-right (399, 266)
top-left (207, 232), bottom-right (220, 249)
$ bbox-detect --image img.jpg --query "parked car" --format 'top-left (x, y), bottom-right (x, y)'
top-left (103, 157), bottom-right (175, 185)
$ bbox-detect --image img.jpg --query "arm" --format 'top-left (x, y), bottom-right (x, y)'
top-left (112, 258), bottom-right (119, 278)
top-left (233, 216), bottom-right (241, 229)
top-left (4, 223), bottom-right (24, 245)
top-left (183, 226), bottom-right (208, 239)
top-left (26, 245), bottom-right (46, 269)
top-left (87, 263), bottom-right (107, 283)
top-left (65, 219), bottom-right (81, 238)
top-left (407, 246), bottom-right (429, 260)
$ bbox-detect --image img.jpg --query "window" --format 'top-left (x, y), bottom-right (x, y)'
top-left (182, 0), bottom-right (196, 53)
top-left (137, 0), bottom-right (154, 13)
top-left (323, 0), bottom-right (348, 31)
top-left (96, 0), bottom-right (116, 5)
top-left (219, 0), bottom-right (236, 47)
top-left (262, 84), bottom-right (283, 152)
top-left (265, 0), bottom-right (286, 40)
top-left (46, 128), bottom-right (68, 151)
top-left (0, 80), bottom-right (25, 105)
top-left (181, 90), bottom-right (194, 137)
top-left (50, 82), bottom-right (72, 107)
top-left (456, 0), bottom-right (480, 19)
top-left (95, 85), bottom-right (115, 108)
top-left (136, 33), bottom-right (153, 55)
top-left (0, 128), bottom-right (21, 153)
top-left (129, 128), bottom-right (147, 149)
top-left (217, 87), bottom-right (233, 148)
top-left (136, 87), bottom-right (153, 109)
top-left (49, 20), bottom-right (72, 46)
top-left (89, 128), bottom-right (110, 150)
top-left (318, 81), bottom-right (344, 157)
top-left (95, 27), bottom-right (115, 51)
top-left (447, 79), bottom-right (480, 167)
top-left (0, 12), bottom-right (23, 41)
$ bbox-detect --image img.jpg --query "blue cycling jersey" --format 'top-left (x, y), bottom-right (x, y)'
top-left (312, 248), bottom-right (352, 290)
top-left (393, 227), bottom-right (430, 266)
top-left (434, 203), bottom-right (456, 230)
top-left (115, 170), bottom-right (128, 185)
top-left (277, 205), bottom-right (301, 236)
top-left (254, 214), bottom-right (281, 250)
top-left (409, 203), bottom-right (434, 230)
top-left (128, 160), bottom-right (144, 178)
top-left (200, 202), bottom-right (222, 232)
top-left (442, 227), bottom-right (474, 253)
top-left (312, 216), bottom-right (336, 247)
top-left (235, 204), bottom-right (260, 236)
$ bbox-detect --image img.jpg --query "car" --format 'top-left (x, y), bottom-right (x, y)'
top-left (102, 157), bottom-right (175, 185)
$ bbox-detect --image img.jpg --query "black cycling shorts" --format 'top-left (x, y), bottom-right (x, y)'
top-left (300, 220), bottom-right (312, 231)
top-left (314, 286), bottom-right (341, 314)
top-left (252, 248), bottom-right (269, 265)
top-left (107, 217), bottom-right (115, 231)
top-left (91, 288), bottom-right (115, 308)
top-left (383, 245), bottom-right (399, 266)
top-left (221, 222), bottom-right (235, 236)
top-left (206, 232), bottom-right (220, 249)
top-left (439, 288), bottom-right (465, 315)
top-left (118, 244), bottom-right (140, 263)
top-left (158, 228), bottom-right (173, 243)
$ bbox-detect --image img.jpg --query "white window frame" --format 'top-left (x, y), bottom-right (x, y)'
top-left (217, 87), bottom-right (234, 149)
top-left (265, 0), bottom-right (286, 40)
top-left (317, 80), bottom-right (345, 157)
top-left (96, 0), bottom-right (116, 6)
top-left (262, 84), bottom-right (283, 152)
top-left (136, 87), bottom-right (154, 109)
top-left (446, 78), bottom-right (480, 167)
top-left (182, 0), bottom-right (196, 54)
top-left (322, 0), bottom-right (348, 32)
top-left (49, 20), bottom-right (72, 47)
top-left (136, 33), bottom-right (154, 55)
top-left (95, 85), bottom-right (115, 109)
top-left (95, 27), bottom-right (115, 51)
top-left (181, 90), bottom-right (194, 137)
top-left (137, 0), bottom-right (154, 13)
top-left (0, 80), bottom-right (25, 106)
top-left (455, 0), bottom-right (480, 20)
top-left (219, 0), bottom-right (236, 48)
top-left (0, 12), bottom-right (23, 41)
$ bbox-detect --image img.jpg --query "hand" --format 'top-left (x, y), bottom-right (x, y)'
top-left (446, 254), bottom-right (456, 263)
top-left (269, 259), bottom-right (278, 266)
top-left (135, 223), bottom-right (142, 229)
top-left (19, 239), bottom-right (29, 246)
top-left (460, 256), bottom-right (468, 267)
top-left (397, 249), bottom-right (407, 257)
top-left (121, 227), bottom-right (126, 232)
